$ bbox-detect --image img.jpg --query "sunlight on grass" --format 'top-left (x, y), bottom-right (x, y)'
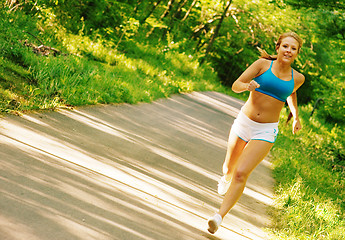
top-left (274, 178), bottom-right (344, 239)
top-left (270, 106), bottom-right (345, 240)
top-left (1, 12), bottom-right (228, 113)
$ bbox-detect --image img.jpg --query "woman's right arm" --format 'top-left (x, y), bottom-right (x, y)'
top-left (231, 59), bottom-right (265, 93)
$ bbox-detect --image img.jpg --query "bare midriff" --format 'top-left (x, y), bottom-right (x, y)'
top-left (241, 91), bottom-right (285, 123)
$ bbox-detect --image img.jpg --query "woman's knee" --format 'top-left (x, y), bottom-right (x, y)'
top-left (233, 170), bottom-right (249, 183)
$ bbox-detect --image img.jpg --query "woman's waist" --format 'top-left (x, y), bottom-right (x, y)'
top-left (241, 92), bottom-right (285, 123)
top-left (241, 103), bottom-right (282, 123)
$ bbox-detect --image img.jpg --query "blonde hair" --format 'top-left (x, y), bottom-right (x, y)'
top-left (258, 32), bottom-right (303, 60)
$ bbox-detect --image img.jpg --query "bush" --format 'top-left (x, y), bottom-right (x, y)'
top-left (270, 106), bottom-right (345, 239)
top-left (316, 79), bottom-right (345, 125)
top-left (0, 9), bottom-right (37, 64)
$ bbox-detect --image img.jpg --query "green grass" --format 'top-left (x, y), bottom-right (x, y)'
top-left (269, 106), bottom-right (345, 239)
top-left (0, 32), bottom-right (230, 114)
top-left (0, 8), bottom-right (232, 114)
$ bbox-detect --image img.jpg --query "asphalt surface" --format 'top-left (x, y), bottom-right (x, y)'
top-left (0, 91), bottom-right (275, 240)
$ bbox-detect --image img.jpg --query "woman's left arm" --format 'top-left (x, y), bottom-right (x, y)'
top-left (287, 72), bottom-right (305, 134)
top-left (287, 92), bottom-right (301, 134)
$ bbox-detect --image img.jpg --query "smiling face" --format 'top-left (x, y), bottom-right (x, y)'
top-left (276, 36), bottom-right (300, 63)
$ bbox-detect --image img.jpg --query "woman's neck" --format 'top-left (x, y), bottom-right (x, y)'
top-left (274, 59), bottom-right (292, 72)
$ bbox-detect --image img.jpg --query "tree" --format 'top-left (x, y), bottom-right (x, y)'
top-left (160, 0), bottom-right (175, 20)
top-left (180, 0), bottom-right (197, 22)
top-left (200, 0), bottom-right (232, 65)
top-left (283, 0), bottom-right (345, 10)
top-left (140, 0), bottom-right (164, 24)
top-left (170, 0), bottom-right (189, 20)
top-left (168, 0), bottom-right (189, 30)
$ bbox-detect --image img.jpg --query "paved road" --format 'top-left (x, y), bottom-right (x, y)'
top-left (0, 92), bottom-right (274, 240)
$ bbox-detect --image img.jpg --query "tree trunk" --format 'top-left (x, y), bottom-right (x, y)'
top-left (167, 0), bottom-right (189, 31)
top-left (160, 0), bottom-right (175, 20)
top-left (192, 15), bottom-right (222, 36)
top-left (140, 0), bottom-right (163, 24)
top-left (180, 0), bottom-right (197, 22)
top-left (5, 0), bottom-right (17, 8)
top-left (171, 0), bottom-right (189, 20)
top-left (200, 0), bottom-right (232, 65)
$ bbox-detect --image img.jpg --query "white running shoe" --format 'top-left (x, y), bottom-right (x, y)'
top-left (217, 176), bottom-right (231, 195)
top-left (207, 213), bottom-right (222, 234)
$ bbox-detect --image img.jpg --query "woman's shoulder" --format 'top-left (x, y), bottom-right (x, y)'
top-left (254, 58), bottom-right (271, 66)
top-left (251, 58), bottom-right (272, 75)
top-left (293, 69), bottom-right (305, 87)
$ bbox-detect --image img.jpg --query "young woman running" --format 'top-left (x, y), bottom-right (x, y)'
top-left (208, 32), bottom-right (305, 234)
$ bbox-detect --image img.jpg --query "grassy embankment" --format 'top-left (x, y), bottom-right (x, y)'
top-left (270, 107), bottom-right (344, 240)
top-left (0, 8), bottom-right (231, 114)
top-left (0, 36), bottom-right (229, 114)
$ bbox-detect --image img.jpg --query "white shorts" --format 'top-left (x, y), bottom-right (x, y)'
top-left (231, 110), bottom-right (279, 143)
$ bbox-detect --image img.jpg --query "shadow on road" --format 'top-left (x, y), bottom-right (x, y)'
top-left (0, 92), bottom-right (274, 240)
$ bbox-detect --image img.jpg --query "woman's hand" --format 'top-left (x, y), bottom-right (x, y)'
top-left (247, 80), bottom-right (260, 91)
top-left (292, 118), bottom-right (302, 134)
top-left (232, 59), bottom-right (266, 93)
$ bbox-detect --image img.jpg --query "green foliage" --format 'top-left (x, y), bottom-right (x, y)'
top-left (270, 107), bottom-right (345, 239)
top-left (210, 0), bottom-right (304, 86)
top-left (283, 0), bottom-right (345, 10)
top-left (0, 8), bottom-right (48, 112)
top-left (316, 78), bottom-right (345, 124)
top-left (0, 5), bottom-right (225, 112)
top-left (0, 7), bottom-right (35, 63)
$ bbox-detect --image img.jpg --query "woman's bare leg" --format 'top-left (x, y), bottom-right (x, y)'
top-left (222, 130), bottom-right (247, 181)
top-left (218, 140), bottom-right (273, 218)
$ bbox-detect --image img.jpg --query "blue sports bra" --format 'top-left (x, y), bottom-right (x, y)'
top-left (254, 61), bottom-right (294, 102)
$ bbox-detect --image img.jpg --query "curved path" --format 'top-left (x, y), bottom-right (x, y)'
top-left (0, 92), bottom-right (274, 240)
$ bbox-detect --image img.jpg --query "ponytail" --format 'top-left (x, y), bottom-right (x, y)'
top-left (257, 47), bottom-right (277, 60)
